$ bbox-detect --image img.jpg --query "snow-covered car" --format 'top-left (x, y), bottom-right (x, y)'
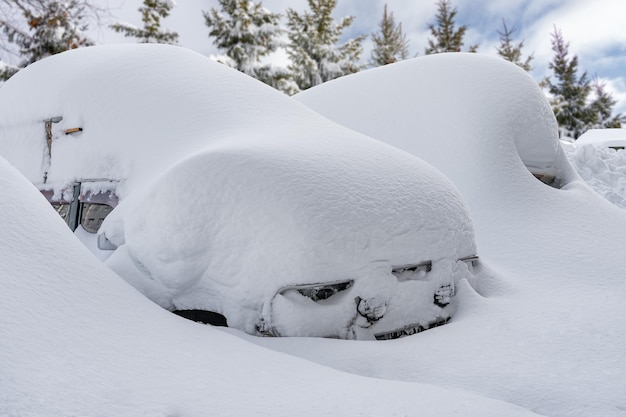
top-left (296, 53), bottom-right (573, 190)
top-left (0, 154), bottom-right (542, 417)
top-left (575, 128), bottom-right (626, 149)
top-left (0, 44), bottom-right (481, 340)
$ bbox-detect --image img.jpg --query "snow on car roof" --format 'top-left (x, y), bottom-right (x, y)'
top-left (0, 44), bottom-right (325, 193)
top-left (575, 128), bottom-right (626, 147)
top-left (296, 53), bottom-right (568, 184)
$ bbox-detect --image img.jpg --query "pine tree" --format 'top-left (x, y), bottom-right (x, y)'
top-left (110, 0), bottom-right (178, 44)
top-left (370, 4), bottom-right (409, 66)
top-left (285, 0), bottom-right (365, 92)
top-left (425, 0), bottom-right (477, 54)
top-left (496, 19), bottom-right (533, 72)
top-left (0, 0), bottom-right (95, 80)
top-left (545, 27), bottom-right (595, 138)
top-left (204, 0), bottom-right (286, 89)
top-left (588, 78), bottom-right (625, 129)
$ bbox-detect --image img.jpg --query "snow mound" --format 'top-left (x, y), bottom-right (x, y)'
top-left (292, 53), bottom-right (626, 416)
top-left (0, 44), bottom-right (299, 194)
top-left (0, 155), bottom-right (539, 416)
top-left (297, 53), bottom-right (569, 186)
top-left (565, 143), bottom-right (626, 209)
top-left (0, 44), bottom-right (482, 340)
top-left (107, 142), bottom-right (476, 337)
top-left (575, 128), bottom-right (626, 148)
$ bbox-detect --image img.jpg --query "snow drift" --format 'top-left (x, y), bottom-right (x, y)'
top-left (565, 129), bottom-right (626, 209)
top-left (291, 53), bottom-right (626, 417)
top-left (0, 44), bottom-right (484, 340)
top-left (0, 155), bottom-right (538, 416)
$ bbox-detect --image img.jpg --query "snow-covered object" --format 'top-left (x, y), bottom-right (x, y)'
top-left (0, 44), bottom-right (479, 340)
top-left (565, 132), bottom-right (626, 209)
top-left (292, 54), bottom-right (626, 416)
top-left (110, 144), bottom-right (477, 338)
top-left (0, 155), bottom-right (537, 417)
top-left (299, 53), bottom-right (568, 186)
top-left (575, 128), bottom-right (626, 148)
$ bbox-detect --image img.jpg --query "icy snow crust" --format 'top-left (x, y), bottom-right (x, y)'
top-left (0, 156), bottom-right (540, 416)
top-left (0, 44), bottom-right (477, 339)
top-left (294, 54), bottom-right (626, 417)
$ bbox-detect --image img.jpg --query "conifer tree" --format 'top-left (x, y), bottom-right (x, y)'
top-left (0, 0), bottom-right (95, 80)
top-left (588, 78), bottom-right (624, 129)
top-left (204, 0), bottom-right (286, 89)
top-left (110, 0), bottom-right (178, 44)
top-left (370, 4), bottom-right (409, 66)
top-left (425, 0), bottom-right (477, 54)
top-left (545, 27), bottom-right (595, 138)
top-left (286, 0), bottom-right (365, 92)
top-left (496, 19), bottom-right (533, 72)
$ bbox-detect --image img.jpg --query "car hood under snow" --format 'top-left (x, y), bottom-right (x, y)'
top-left (0, 44), bottom-right (480, 338)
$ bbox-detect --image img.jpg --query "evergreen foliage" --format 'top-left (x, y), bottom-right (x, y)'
top-left (544, 27), bottom-right (624, 138)
top-left (495, 19), bottom-right (533, 72)
top-left (425, 0), bottom-right (477, 54)
top-left (546, 27), bottom-right (592, 138)
top-left (588, 78), bottom-right (625, 129)
top-left (0, 0), bottom-right (94, 80)
top-left (285, 0), bottom-right (365, 92)
top-left (370, 4), bottom-right (409, 66)
top-left (110, 0), bottom-right (178, 44)
top-left (204, 0), bottom-right (288, 90)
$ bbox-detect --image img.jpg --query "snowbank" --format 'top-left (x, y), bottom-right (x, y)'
top-left (563, 129), bottom-right (626, 209)
top-left (0, 155), bottom-right (539, 416)
top-left (565, 143), bottom-right (626, 209)
top-left (293, 53), bottom-right (626, 417)
top-left (0, 44), bottom-right (482, 340)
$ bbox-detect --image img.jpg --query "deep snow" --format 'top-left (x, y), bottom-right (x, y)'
top-left (0, 44), bottom-right (481, 340)
top-left (0, 156), bottom-right (542, 417)
top-left (295, 53), bottom-right (626, 417)
top-left (0, 46), bottom-right (625, 417)
top-left (564, 129), bottom-right (626, 209)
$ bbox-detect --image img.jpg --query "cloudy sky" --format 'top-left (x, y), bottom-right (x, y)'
top-left (77, 0), bottom-right (626, 114)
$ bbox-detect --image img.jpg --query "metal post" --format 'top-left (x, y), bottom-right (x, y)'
top-left (68, 182), bottom-right (81, 232)
top-left (43, 116), bottom-right (63, 184)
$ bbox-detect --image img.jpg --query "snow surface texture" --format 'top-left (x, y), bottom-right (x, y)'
top-left (114, 144), bottom-right (477, 338)
top-left (0, 44), bottom-right (482, 339)
top-left (563, 129), bottom-right (626, 210)
top-left (0, 156), bottom-right (543, 417)
top-left (295, 53), bottom-right (626, 417)
top-left (0, 46), bottom-right (542, 416)
top-left (566, 143), bottom-right (626, 209)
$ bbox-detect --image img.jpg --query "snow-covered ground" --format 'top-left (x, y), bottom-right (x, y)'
top-left (563, 129), bottom-right (626, 210)
top-left (1, 47), bottom-right (626, 416)
top-left (295, 53), bottom-right (626, 417)
top-left (1, 155), bottom-right (543, 417)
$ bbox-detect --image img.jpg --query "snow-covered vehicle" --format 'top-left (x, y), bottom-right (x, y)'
top-left (575, 128), bottom-right (626, 149)
top-left (296, 53), bottom-right (571, 190)
top-left (0, 153), bottom-right (541, 417)
top-left (0, 44), bottom-right (481, 340)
